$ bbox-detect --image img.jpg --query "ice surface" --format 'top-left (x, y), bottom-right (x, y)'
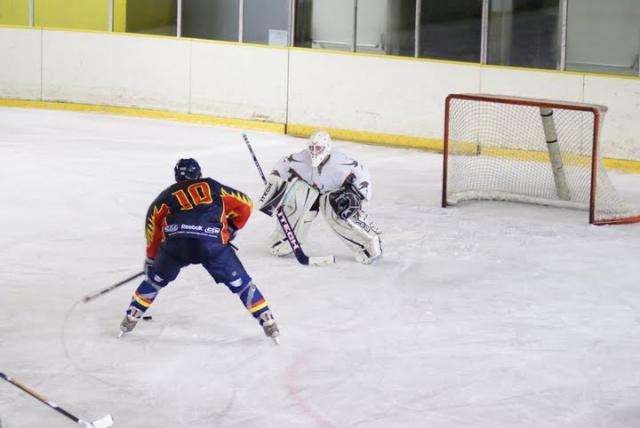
top-left (1, 108), bottom-right (639, 427)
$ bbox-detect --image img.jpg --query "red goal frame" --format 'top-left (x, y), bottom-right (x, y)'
top-left (442, 93), bottom-right (640, 225)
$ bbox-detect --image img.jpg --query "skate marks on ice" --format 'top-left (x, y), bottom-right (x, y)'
top-left (58, 282), bottom-right (265, 427)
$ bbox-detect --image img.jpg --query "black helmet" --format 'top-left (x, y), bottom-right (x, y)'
top-left (174, 158), bottom-right (202, 182)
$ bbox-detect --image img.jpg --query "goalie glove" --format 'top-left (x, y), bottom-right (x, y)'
top-left (329, 184), bottom-right (364, 220)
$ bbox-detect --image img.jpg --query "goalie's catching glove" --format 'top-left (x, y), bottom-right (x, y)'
top-left (329, 184), bottom-right (364, 220)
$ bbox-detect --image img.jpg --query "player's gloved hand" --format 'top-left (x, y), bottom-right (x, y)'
top-left (143, 257), bottom-right (154, 276)
top-left (227, 217), bottom-right (238, 242)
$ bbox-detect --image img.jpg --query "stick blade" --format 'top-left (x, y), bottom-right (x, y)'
top-left (91, 414), bottom-right (114, 428)
top-left (309, 256), bottom-right (335, 266)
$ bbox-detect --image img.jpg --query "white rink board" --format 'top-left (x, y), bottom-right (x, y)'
top-left (583, 75), bottom-right (640, 160)
top-left (190, 42), bottom-right (288, 123)
top-left (42, 31), bottom-right (191, 111)
top-left (479, 67), bottom-right (585, 103)
top-left (0, 27), bottom-right (41, 99)
top-left (288, 49), bottom-right (481, 139)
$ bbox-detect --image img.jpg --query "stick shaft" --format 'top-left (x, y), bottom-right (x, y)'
top-left (82, 271), bottom-right (144, 303)
top-left (0, 373), bottom-right (84, 424)
top-left (242, 133), bottom-right (267, 183)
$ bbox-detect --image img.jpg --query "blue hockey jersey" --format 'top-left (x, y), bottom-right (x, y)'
top-left (144, 177), bottom-right (253, 259)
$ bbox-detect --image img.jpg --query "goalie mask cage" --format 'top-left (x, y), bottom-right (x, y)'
top-left (442, 93), bottom-right (640, 225)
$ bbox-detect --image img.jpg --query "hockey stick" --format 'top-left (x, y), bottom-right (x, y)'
top-left (0, 372), bottom-right (114, 428)
top-left (82, 271), bottom-right (144, 303)
top-left (241, 133), bottom-right (334, 266)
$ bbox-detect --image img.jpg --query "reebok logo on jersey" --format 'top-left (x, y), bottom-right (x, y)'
top-left (165, 224), bottom-right (179, 232)
top-left (181, 224), bottom-right (203, 231)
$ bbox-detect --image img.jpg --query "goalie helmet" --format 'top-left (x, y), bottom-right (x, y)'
top-left (308, 130), bottom-right (332, 167)
top-left (174, 158), bottom-right (202, 182)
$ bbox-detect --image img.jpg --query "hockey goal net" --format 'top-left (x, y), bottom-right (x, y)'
top-left (442, 93), bottom-right (640, 225)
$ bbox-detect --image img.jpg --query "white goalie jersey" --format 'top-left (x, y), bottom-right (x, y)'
top-left (272, 149), bottom-right (372, 201)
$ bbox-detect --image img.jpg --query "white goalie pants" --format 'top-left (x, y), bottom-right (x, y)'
top-left (268, 180), bottom-right (382, 264)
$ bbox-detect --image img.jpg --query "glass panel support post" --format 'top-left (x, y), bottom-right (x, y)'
top-left (637, 31), bottom-right (640, 77)
top-left (414, 0), bottom-right (421, 57)
top-left (288, 0), bottom-right (295, 46)
top-left (177, 0), bottom-right (182, 37)
top-left (352, 0), bottom-right (358, 52)
top-left (480, 0), bottom-right (489, 64)
top-left (29, 0), bottom-right (34, 26)
top-left (559, 0), bottom-right (567, 70)
top-left (108, 0), bottom-right (113, 32)
top-left (239, 0), bottom-right (244, 43)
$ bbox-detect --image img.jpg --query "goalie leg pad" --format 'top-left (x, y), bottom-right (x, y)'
top-left (320, 194), bottom-right (382, 264)
top-left (268, 179), bottom-right (320, 256)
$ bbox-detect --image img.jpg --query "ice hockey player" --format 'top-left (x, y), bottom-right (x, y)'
top-left (259, 130), bottom-right (382, 264)
top-left (119, 158), bottom-right (279, 341)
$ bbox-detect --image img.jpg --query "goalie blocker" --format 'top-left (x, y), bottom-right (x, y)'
top-left (259, 175), bottom-right (382, 264)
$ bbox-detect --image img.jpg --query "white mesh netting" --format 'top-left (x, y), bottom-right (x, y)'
top-left (444, 94), bottom-right (640, 224)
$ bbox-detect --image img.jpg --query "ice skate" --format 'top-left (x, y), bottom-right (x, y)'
top-left (118, 307), bottom-right (142, 337)
top-left (259, 311), bottom-right (280, 344)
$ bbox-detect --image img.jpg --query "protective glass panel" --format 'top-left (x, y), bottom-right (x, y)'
top-left (294, 0), bottom-right (354, 51)
top-left (487, 0), bottom-right (559, 69)
top-left (123, 0), bottom-right (177, 36)
top-left (566, 0), bottom-right (640, 76)
top-left (355, 0), bottom-right (391, 54)
top-left (36, 0), bottom-right (111, 32)
top-left (243, 0), bottom-right (289, 46)
top-left (419, 0), bottom-right (482, 62)
top-left (182, 0), bottom-right (239, 42)
top-left (0, 0), bottom-right (30, 26)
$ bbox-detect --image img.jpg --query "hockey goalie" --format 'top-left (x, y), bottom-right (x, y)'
top-left (258, 130), bottom-right (382, 264)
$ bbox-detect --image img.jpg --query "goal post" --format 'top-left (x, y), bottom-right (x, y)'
top-left (442, 93), bottom-right (640, 225)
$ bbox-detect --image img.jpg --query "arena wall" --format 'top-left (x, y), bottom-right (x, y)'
top-left (1, 26), bottom-right (639, 166)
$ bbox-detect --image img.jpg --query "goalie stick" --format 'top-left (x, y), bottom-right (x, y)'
top-left (241, 133), bottom-right (334, 266)
top-left (0, 372), bottom-right (114, 428)
top-left (82, 271), bottom-right (144, 303)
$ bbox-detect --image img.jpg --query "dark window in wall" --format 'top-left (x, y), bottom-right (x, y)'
top-left (127, 0), bottom-right (177, 36)
top-left (419, 0), bottom-right (482, 62)
top-left (487, 0), bottom-right (559, 69)
top-left (294, 0), bottom-right (313, 48)
top-left (243, 0), bottom-right (289, 46)
top-left (182, 0), bottom-right (239, 42)
top-left (384, 0), bottom-right (415, 57)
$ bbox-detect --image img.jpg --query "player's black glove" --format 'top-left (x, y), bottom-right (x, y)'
top-left (227, 217), bottom-right (238, 242)
top-left (143, 257), bottom-right (154, 276)
top-left (329, 184), bottom-right (364, 220)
